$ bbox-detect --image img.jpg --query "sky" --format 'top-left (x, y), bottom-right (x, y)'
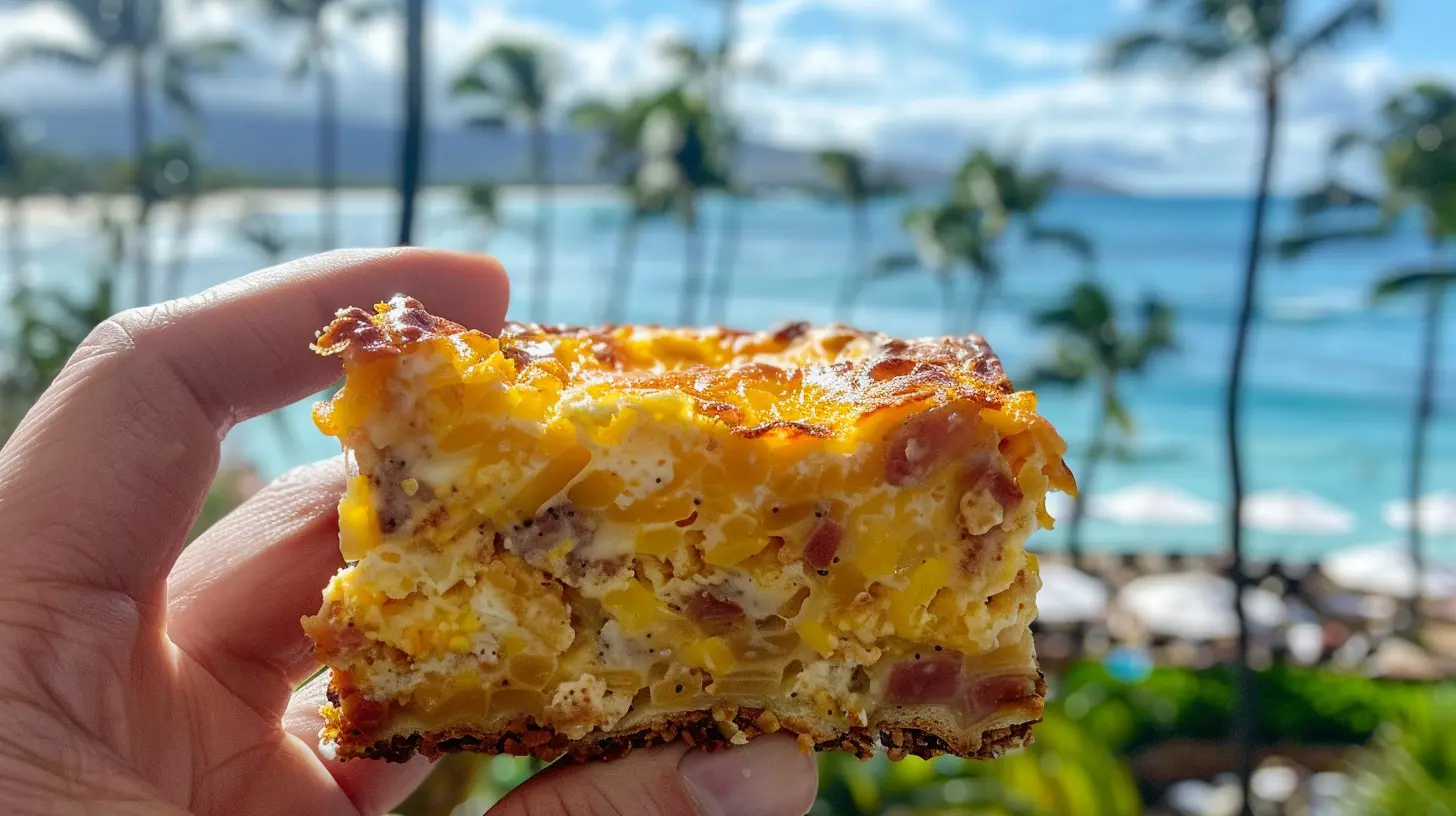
top-left (0, 0), bottom-right (1453, 194)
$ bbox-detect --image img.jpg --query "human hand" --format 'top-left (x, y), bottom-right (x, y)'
top-left (0, 249), bottom-right (819, 815)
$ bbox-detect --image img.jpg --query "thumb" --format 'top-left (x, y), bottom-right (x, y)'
top-left (487, 735), bottom-right (818, 816)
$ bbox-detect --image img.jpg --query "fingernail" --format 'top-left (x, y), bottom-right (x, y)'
top-left (678, 735), bottom-right (819, 816)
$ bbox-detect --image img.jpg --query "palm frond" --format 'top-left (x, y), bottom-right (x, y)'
top-left (1026, 223), bottom-right (1096, 269)
top-left (1275, 222), bottom-right (1392, 259)
top-left (1372, 267), bottom-right (1456, 301)
top-left (460, 181), bottom-right (499, 225)
top-left (1285, 0), bottom-right (1385, 71)
top-left (872, 253), bottom-right (922, 277)
top-left (1294, 180), bottom-right (1380, 217)
top-left (1105, 389), bottom-right (1136, 435)
top-left (349, 0), bottom-right (398, 24)
top-left (1101, 30), bottom-right (1232, 72)
top-left (2, 42), bottom-right (103, 72)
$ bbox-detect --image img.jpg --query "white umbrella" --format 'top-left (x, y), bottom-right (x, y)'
top-left (1383, 492), bottom-right (1456, 536)
top-left (1242, 489), bottom-right (1357, 535)
top-left (1090, 482), bottom-right (1218, 527)
top-left (1036, 562), bottom-right (1109, 624)
top-left (1319, 542), bottom-right (1456, 600)
top-left (1116, 572), bottom-right (1286, 640)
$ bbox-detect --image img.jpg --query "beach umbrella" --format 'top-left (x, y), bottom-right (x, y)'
top-left (1035, 561), bottom-right (1108, 624)
top-left (1382, 492), bottom-right (1456, 536)
top-left (1241, 489), bottom-right (1357, 535)
top-left (1116, 572), bottom-right (1286, 640)
top-left (1089, 482), bottom-right (1217, 527)
top-left (1319, 542), bottom-right (1456, 600)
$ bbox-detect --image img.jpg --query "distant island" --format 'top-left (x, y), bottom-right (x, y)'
top-left (19, 102), bottom-right (1124, 195)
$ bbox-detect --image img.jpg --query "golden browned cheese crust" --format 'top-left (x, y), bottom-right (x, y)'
top-left (305, 296), bottom-right (1074, 764)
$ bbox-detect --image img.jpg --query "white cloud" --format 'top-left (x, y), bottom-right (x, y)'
top-left (982, 28), bottom-right (1094, 71)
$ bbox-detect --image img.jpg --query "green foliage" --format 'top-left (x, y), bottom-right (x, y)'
top-left (1058, 662), bottom-right (1435, 756)
top-left (813, 149), bottom-right (904, 206)
top-left (0, 274), bottom-right (115, 440)
top-left (1344, 692), bottom-right (1456, 814)
top-left (1102, 0), bottom-right (1384, 78)
top-left (452, 40), bottom-right (557, 127)
top-left (814, 708), bottom-right (1141, 816)
top-left (395, 754), bottom-right (538, 815)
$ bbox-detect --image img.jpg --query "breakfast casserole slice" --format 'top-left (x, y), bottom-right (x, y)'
top-left (303, 295), bottom-right (1075, 763)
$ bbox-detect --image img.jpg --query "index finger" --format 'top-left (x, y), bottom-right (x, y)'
top-left (0, 248), bottom-right (509, 598)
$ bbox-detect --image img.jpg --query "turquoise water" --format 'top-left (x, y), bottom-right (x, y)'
top-left (23, 188), bottom-right (1456, 561)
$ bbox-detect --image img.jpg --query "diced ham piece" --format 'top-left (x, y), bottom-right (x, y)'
top-left (884, 408), bottom-right (981, 486)
top-left (803, 518), bottom-right (842, 570)
top-left (885, 654), bottom-right (962, 704)
top-left (964, 675), bottom-right (1039, 719)
top-left (687, 590), bottom-right (744, 624)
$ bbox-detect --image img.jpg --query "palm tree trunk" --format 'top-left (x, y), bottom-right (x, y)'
top-left (5, 194), bottom-right (22, 291)
top-left (396, 0), bottom-right (426, 246)
top-left (1068, 382), bottom-right (1111, 565)
top-left (706, 195), bottom-right (741, 325)
top-left (318, 40), bottom-right (340, 252)
top-left (530, 120), bottom-right (553, 322)
top-left (604, 215), bottom-right (638, 324)
top-left (679, 210), bottom-right (706, 325)
top-left (1406, 273), bottom-right (1444, 636)
top-left (1228, 71), bottom-right (1280, 816)
top-left (165, 196), bottom-right (195, 299)
top-left (835, 201), bottom-right (869, 322)
top-left (128, 43), bottom-right (153, 307)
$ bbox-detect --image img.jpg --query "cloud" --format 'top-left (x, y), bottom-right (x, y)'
top-left (982, 28), bottom-right (1094, 71)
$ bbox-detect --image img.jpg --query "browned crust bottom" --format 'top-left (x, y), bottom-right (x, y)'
top-left (329, 672), bottom-right (1045, 765)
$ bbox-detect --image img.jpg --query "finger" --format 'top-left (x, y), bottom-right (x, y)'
top-left (490, 736), bottom-right (819, 816)
top-left (284, 672), bottom-right (434, 816)
top-left (167, 458), bottom-right (344, 714)
top-left (0, 249), bottom-right (509, 599)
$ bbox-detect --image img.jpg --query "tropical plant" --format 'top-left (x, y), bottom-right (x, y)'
top-left (254, 0), bottom-right (394, 252)
top-left (456, 180), bottom-right (500, 252)
top-left (157, 35), bottom-right (244, 298)
top-left (1278, 81), bottom-right (1456, 634)
top-left (5, 0), bottom-right (163, 305)
top-left (1104, 3), bottom-right (1385, 804)
top-left (813, 707), bottom-right (1141, 815)
top-left (569, 96), bottom-right (673, 323)
top-left (453, 39), bottom-right (558, 321)
top-left (811, 149), bottom-right (903, 323)
top-left (1030, 282), bottom-right (1176, 561)
top-left (1344, 693), bottom-right (1456, 815)
top-left (876, 202), bottom-right (998, 333)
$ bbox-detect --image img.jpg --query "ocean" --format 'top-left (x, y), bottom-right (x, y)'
top-left (19, 187), bottom-right (1456, 562)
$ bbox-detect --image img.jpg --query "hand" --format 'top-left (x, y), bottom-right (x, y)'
top-left (0, 249), bottom-right (819, 816)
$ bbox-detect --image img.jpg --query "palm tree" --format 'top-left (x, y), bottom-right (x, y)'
top-left (5, 0), bottom-right (165, 305)
top-left (569, 96), bottom-right (672, 324)
top-left (1031, 282), bottom-right (1176, 562)
top-left (1279, 81), bottom-right (1456, 635)
top-left (812, 149), bottom-right (903, 324)
top-left (396, 0), bottom-right (425, 246)
top-left (453, 40), bottom-right (557, 322)
top-left (1105, 5), bottom-right (1384, 806)
top-left (256, 0), bottom-right (393, 252)
top-left (705, 0), bottom-right (741, 326)
top-left (157, 37), bottom-right (244, 298)
top-left (876, 202), bottom-right (998, 333)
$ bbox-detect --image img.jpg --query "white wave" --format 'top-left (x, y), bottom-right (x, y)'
top-left (1266, 288), bottom-right (1366, 323)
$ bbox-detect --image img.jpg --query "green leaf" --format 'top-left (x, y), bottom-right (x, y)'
top-left (1026, 223), bottom-right (1097, 268)
top-left (1285, 0), bottom-right (1385, 71)
top-left (1276, 223), bottom-right (1392, 259)
top-left (2, 42), bottom-right (104, 72)
top-left (1372, 267), bottom-right (1456, 301)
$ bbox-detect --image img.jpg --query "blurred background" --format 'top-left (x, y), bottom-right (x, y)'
top-left (2, 0), bottom-right (1455, 814)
